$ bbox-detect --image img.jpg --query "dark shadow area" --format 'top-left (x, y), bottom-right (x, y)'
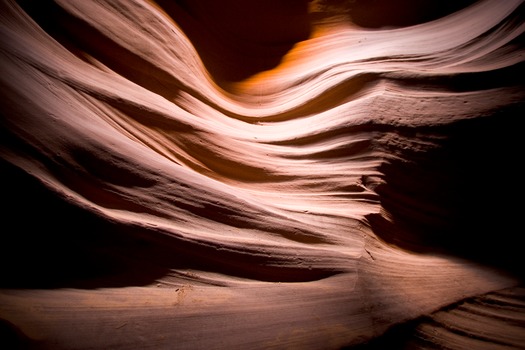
top-left (342, 316), bottom-right (429, 349)
top-left (367, 98), bottom-right (525, 280)
top-left (326, 0), bottom-right (479, 28)
top-left (0, 155), bottom-right (170, 289)
top-left (156, 0), bottom-right (312, 83)
top-left (0, 319), bottom-right (34, 350)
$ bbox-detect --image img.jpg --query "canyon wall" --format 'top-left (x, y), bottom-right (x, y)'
top-left (1, 0), bottom-right (524, 348)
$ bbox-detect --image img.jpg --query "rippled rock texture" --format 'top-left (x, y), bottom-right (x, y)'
top-left (1, 0), bottom-right (524, 348)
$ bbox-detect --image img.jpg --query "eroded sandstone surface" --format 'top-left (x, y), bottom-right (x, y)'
top-left (1, 0), bottom-right (524, 348)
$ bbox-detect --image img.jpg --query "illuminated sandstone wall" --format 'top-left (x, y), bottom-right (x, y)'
top-left (1, 0), bottom-right (524, 348)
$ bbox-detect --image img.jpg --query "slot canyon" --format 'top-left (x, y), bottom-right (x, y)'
top-left (1, 0), bottom-right (524, 348)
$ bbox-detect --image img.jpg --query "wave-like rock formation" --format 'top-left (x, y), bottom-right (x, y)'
top-left (1, 0), bottom-right (524, 348)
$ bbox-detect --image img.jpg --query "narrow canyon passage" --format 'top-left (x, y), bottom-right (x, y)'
top-left (1, 0), bottom-right (524, 348)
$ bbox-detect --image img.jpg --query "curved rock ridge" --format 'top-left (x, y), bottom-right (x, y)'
top-left (0, 0), bottom-right (524, 348)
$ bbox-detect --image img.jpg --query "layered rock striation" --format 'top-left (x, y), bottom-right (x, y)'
top-left (1, 0), bottom-right (524, 348)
